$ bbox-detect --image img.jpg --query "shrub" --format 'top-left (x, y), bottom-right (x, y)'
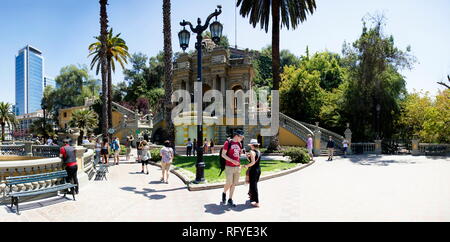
top-left (150, 148), bottom-right (161, 162)
top-left (282, 147), bottom-right (310, 164)
top-left (119, 145), bottom-right (127, 155)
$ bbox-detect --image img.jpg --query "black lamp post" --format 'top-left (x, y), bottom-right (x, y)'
top-left (178, 5), bottom-right (223, 183)
top-left (41, 103), bottom-right (48, 140)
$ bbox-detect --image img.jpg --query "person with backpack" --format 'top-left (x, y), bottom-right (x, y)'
top-left (244, 139), bottom-right (262, 208)
top-left (111, 137), bottom-right (121, 165)
top-left (220, 130), bottom-right (245, 207)
top-left (60, 138), bottom-right (79, 195)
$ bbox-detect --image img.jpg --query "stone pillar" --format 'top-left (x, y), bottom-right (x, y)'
top-left (411, 137), bottom-right (420, 156)
top-left (344, 123), bottom-right (352, 154)
top-left (220, 76), bottom-right (226, 101)
top-left (313, 122), bottom-right (322, 157)
top-left (75, 146), bottom-right (89, 187)
top-left (23, 141), bottom-right (34, 157)
top-left (213, 78), bottom-right (217, 92)
top-left (375, 139), bottom-right (382, 155)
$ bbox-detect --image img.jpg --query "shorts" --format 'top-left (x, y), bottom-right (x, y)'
top-left (141, 159), bottom-right (149, 165)
top-left (114, 150), bottom-right (120, 156)
top-left (225, 166), bottom-right (241, 186)
top-left (161, 162), bottom-right (171, 171)
top-left (101, 149), bottom-right (108, 155)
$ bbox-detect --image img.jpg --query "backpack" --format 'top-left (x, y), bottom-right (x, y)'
top-left (218, 141), bottom-right (242, 176)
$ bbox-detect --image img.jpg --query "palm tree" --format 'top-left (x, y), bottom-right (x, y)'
top-left (92, 0), bottom-right (109, 138)
top-left (89, 28), bottom-right (130, 136)
top-left (163, 0), bottom-right (175, 148)
top-left (0, 102), bottom-right (17, 141)
top-left (69, 109), bottom-right (99, 145)
top-left (237, 0), bottom-right (316, 151)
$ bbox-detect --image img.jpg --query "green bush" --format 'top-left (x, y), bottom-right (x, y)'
top-left (119, 145), bottom-right (127, 155)
top-left (150, 148), bottom-right (161, 162)
top-left (282, 147), bottom-right (310, 164)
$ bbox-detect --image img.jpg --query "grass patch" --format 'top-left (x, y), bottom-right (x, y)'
top-left (172, 155), bottom-right (297, 183)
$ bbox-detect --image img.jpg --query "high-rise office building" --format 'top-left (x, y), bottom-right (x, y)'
top-left (44, 76), bottom-right (56, 89)
top-left (15, 45), bottom-right (44, 115)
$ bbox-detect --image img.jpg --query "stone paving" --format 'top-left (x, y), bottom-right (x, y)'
top-left (0, 153), bottom-right (449, 222)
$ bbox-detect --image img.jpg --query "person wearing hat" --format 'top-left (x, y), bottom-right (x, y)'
top-left (221, 129), bottom-right (245, 207)
top-left (244, 139), bottom-right (262, 207)
top-left (59, 138), bottom-right (79, 195)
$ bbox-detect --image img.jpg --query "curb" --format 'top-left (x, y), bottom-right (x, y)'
top-left (149, 159), bottom-right (316, 192)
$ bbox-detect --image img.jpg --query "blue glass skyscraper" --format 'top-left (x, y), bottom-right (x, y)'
top-left (15, 45), bottom-right (44, 115)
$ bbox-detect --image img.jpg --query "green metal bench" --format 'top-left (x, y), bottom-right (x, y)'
top-left (5, 170), bottom-right (77, 215)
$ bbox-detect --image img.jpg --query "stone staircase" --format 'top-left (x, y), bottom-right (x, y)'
top-left (280, 113), bottom-right (345, 156)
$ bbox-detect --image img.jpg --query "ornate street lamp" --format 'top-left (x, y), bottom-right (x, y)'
top-left (178, 5), bottom-right (222, 183)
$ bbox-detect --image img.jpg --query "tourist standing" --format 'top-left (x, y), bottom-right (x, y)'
top-left (111, 137), bottom-right (121, 165)
top-left (221, 129), bottom-right (245, 207)
top-left (140, 140), bottom-right (151, 174)
top-left (101, 137), bottom-right (109, 164)
top-left (210, 139), bottom-right (215, 154)
top-left (244, 139), bottom-right (262, 208)
top-left (125, 136), bottom-right (132, 161)
top-left (60, 138), bottom-right (79, 195)
top-left (159, 140), bottom-right (174, 184)
top-left (95, 138), bottom-right (102, 166)
top-left (47, 137), bottom-right (53, 146)
top-left (342, 139), bottom-right (349, 158)
top-left (82, 136), bottom-right (90, 145)
top-left (203, 138), bottom-right (209, 154)
top-left (327, 136), bottom-right (335, 161)
top-left (307, 134), bottom-right (314, 161)
top-left (193, 138), bottom-right (197, 156)
top-left (186, 138), bottom-right (193, 156)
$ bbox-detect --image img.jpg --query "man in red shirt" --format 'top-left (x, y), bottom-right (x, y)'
top-left (60, 138), bottom-right (79, 194)
top-left (221, 129), bottom-right (245, 207)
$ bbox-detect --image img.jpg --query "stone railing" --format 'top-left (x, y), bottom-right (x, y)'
top-left (351, 143), bottom-right (376, 154)
top-left (418, 143), bottom-right (450, 156)
top-left (300, 122), bottom-right (345, 150)
top-left (0, 145), bottom-right (97, 202)
top-left (279, 113), bottom-right (314, 142)
top-left (0, 145), bottom-right (26, 156)
top-left (0, 157), bottom-right (64, 201)
top-left (32, 145), bottom-right (60, 158)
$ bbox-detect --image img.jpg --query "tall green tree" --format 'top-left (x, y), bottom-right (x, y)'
top-left (163, 0), bottom-right (175, 147)
top-left (237, 0), bottom-right (316, 150)
top-left (341, 15), bottom-right (415, 141)
top-left (96, 0), bottom-right (109, 138)
top-left (0, 102), bottom-right (17, 141)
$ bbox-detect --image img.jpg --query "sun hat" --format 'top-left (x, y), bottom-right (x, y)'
top-left (248, 139), bottom-right (259, 146)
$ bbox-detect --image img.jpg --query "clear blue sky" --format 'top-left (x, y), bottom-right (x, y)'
top-left (1, 0), bottom-right (449, 104)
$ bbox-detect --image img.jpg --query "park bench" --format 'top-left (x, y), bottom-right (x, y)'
top-left (5, 170), bottom-right (77, 215)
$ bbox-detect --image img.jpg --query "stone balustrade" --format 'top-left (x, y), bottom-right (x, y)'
top-left (0, 146), bottom-right (97, 203)
top-left (32, 145), bottom-right (61, 158)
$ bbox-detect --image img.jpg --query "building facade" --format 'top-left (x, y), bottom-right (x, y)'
top-left (44, 76), bottom-right (56, 89)
top-left (167, 40), bottom-right (265, 146)
top-left (15, 45), bottom-right (44, 115)
top-left (14, 110), bottom-right (44, 139)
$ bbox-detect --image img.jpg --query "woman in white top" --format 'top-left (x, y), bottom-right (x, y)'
top-left (159, 140), bottom-right (174, 184)
top-left (342, 139), bottom-right (349, 157)
top-left (140, 140), bottom-right (151, 175)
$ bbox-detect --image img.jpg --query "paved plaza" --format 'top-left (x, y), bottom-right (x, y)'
top-left (1, 152), bottom-right (449, 222)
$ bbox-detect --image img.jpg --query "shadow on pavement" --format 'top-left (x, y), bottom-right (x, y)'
top-left (2, 196), bottom-right (72, 214)
top-left (204, 201), bottom-right (255, 215)
top-left (348, 155), bottom-right (417, 166)
top-left (120, 186), bottom-right (186, 200)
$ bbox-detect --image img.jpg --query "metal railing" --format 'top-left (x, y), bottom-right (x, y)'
top-left (351, 143), bottom-right (376, 154)
top-left (419, 143), bottom-right (450, 156)
top-left (0, 145), bottom-right (26, 156)
top-left (32, 145), bottom-right (60, 158)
